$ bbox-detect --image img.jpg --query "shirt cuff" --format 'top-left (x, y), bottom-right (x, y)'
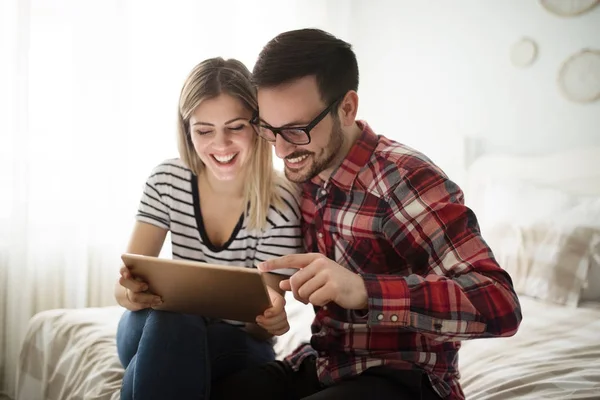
top-left (349, 308), bottom-right (369, 323)
top-left (362, 274), bottom-right (410, 327)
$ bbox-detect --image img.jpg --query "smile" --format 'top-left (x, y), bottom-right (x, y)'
top-left (211, 153), bottom-right (238, 164)
top-left (286, 154), bottom-right (310, 164)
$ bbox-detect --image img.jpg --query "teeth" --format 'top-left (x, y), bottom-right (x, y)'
top-left (287, 154), bottom-right (309, 164)
top-left (213, 153), bottom-right (236, 163)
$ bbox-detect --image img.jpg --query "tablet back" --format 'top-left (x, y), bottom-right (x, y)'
top-left (121, 253), bottom-right (272, 323)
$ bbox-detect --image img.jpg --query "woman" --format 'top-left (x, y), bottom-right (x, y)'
top-left (114, 57), bottom-right (302, 400)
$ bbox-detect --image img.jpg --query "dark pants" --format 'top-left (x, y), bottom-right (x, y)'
top-left (210, 356), bottom-right (441, 400)
top-left (116, 309), bottom-right (275, 400)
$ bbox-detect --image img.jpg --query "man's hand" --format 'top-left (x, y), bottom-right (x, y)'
top-left (255, 286), bottom-right (289, 336)
top-left (258, 253), bottom-right (368, 310)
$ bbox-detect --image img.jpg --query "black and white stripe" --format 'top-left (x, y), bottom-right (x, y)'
top-left (136, 158), bottom-right (303, 273)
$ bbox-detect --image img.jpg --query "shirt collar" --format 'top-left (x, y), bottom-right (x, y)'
top-left (309, 120), bottom-right (378, 192)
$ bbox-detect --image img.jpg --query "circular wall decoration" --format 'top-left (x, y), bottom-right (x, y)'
top-left (510, 38), bottom-right (538, 68)
top-left (558, 49), bottom-right (600, 103)
top-left (539, 0), bottom-right (600, 16)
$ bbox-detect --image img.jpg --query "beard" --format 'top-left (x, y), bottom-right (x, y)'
top-left (283, 117), bottom-right (344, 183)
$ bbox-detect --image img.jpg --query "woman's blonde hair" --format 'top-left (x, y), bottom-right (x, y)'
top-left (177, 57), bottom-right (290, 231)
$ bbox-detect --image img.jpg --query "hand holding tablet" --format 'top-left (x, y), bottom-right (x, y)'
top-left (121, 253), bottom-right (279, 323)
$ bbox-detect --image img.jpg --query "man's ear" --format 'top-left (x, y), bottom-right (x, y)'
top-left (338, 91), bottom-right (359, 127)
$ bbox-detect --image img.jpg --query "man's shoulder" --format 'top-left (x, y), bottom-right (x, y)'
top-left (373, 135), bottom-right (438, 172)
top-left (357, 134), bottom-right (447, 197)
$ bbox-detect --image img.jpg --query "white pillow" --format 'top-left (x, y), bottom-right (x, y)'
top-left (555, 197), bottom-right (600, 228)
top-left (476, 179), bottom-right (576, 236)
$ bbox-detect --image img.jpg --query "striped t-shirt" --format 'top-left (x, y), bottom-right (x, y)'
top-left (136, 158), bottom-right (303, 274)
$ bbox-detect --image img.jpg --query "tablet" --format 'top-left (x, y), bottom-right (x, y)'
top-left (121, 253), bottom-right (272, 323)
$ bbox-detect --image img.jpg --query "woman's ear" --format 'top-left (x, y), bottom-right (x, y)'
top-left (338, 91), bottom-right (359, 127)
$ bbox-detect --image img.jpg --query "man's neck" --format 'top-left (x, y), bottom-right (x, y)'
top-left (318, 121), bottom-right (363, 182)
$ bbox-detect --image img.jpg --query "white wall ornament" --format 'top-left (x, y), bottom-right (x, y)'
top-left (510, 37), bottom-right (538, 67)
top-left (539, 0), bottom-right (600, 16)
top-left (558, 49), bottom-right (600, 103)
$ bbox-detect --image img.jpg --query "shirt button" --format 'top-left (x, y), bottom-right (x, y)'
top-left (317, 232), bottom-right (324, 239)
top-left (377, 313), bottom-right (384, 321)
top-left (390, 314), bottom-right (398, 322)
top-left (322, 305), bottom-right (328, 311)
top-left (320, 189), bottom-right (327, 196)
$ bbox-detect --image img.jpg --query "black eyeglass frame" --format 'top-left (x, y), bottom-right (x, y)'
top-left (249, 96), bottom-right (343, 145)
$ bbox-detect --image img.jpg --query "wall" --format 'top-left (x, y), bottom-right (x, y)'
top-left (348, 0), bottom-right (600, 185)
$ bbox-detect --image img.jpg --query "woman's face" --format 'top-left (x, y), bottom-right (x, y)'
top-left (188, 93), bottom-right (255, 182)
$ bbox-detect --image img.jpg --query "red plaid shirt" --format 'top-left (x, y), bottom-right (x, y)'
top-left (284, 121), bottom-right (522, 399)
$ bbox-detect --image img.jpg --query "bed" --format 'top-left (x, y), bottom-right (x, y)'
top-left (457, 142), bottom-right (600, 399)
top-left (15, 296), bottom-right (315, 400)
top-left (16, 143), bottom-right (600, 400)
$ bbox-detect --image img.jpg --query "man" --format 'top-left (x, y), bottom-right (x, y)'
top-left (212, 28), bottom-right (522, 400)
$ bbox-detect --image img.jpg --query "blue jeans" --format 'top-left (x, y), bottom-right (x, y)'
top-left (116, 309), bottom-right (275, 400)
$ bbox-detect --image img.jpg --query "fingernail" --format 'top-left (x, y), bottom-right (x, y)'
top-left (258, 262), bottom-right (266, 270)
top-left (265, 311), bottom-right (272, 317)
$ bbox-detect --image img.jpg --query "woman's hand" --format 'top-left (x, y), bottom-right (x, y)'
top-left (118, 265), bottom-right (162, 311)
top-left (255, 286), bottom-right (289, 336)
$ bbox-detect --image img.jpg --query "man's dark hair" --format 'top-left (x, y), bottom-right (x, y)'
top-left (252, 28), bottom-right (359, 106)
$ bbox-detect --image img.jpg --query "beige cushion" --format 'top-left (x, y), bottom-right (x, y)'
top-left (581, 233), bottom-right (600, 302)
top-left (486, 223), bottom-right (599, 307)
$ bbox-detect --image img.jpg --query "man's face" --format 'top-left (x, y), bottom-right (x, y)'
top-left (256, 76), bottom-right (343, 183)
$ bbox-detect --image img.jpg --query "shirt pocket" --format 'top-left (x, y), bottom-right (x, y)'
top-left (331, 233), bottom-right (389, 275)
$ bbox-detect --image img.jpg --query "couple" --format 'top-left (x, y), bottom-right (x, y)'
top-left (114, 28), bottom-right (522, 400)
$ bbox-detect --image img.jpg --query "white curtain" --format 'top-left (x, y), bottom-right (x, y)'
top-left (0, 0), bottom-right (351, 397)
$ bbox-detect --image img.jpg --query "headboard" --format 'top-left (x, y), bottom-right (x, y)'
top-left (464, 137), bottom-right (600, 213)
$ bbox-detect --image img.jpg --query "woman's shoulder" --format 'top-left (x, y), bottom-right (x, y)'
top-left (152, 158), bottom-right (191, 174)
top-left (147, 158), bottom-right (192, 182)
top-left (268, 174), bottom-right (302, 224)
top-left (272, 173), bottom-right (300, 200)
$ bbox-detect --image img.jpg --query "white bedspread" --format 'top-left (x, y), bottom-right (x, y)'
top-left (459, 297), bottom-right (600, 399)
top-left (16, 307), bottom-right (124, 400)
top-left (16, 296), bottom-right (600, 400)
top-left (16, 295), bottom-right (315, 400)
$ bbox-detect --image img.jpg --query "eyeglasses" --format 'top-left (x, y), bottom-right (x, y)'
top-left (250, 96), bottom-right (342, 145)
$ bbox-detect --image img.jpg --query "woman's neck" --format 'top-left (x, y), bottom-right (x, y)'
top-left (198, 170), bottom-right (245, 199)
